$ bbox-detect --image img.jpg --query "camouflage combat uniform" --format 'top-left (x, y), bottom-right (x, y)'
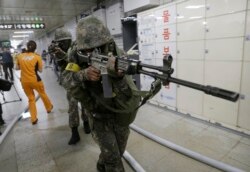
top-left (64, 16), bottom-right (138, 172)
top-left (53, 29), bottom-right (90, 145)
top-left (61, 42), bottom-right (88, 128)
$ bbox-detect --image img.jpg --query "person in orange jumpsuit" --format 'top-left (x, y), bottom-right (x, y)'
top-left (16, 40), bottom-right (53, 125)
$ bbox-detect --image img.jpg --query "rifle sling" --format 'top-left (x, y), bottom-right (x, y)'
top-left (90, 81), bottom-right (161, 114)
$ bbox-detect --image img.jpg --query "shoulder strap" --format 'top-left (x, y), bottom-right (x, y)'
top-left (91, 78), bottom-right (162, 114)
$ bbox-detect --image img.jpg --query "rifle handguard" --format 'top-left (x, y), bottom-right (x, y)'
top-left (116, 57), bottom-right (139, 75)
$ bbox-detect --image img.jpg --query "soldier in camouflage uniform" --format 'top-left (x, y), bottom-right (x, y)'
top-left (53, 29), bottom-right (91, 145)
top-left (64, 16), bottom-right (140, 172)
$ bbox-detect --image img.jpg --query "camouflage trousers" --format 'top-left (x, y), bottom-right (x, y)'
top-left (66, 90), bottom-right (88, 128)
top-left (88, 115), bottom-right (130, 172)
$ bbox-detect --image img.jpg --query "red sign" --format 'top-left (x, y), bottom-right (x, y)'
top-left (163, 46), bottom-right (169, 55)
top-left (162, 10), bottom-right (170, 23)
top-left (162, 28), bottom-right (170, 40)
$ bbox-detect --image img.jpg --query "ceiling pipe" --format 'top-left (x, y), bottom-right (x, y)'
top-left (130, 124), bottom-right (245, 172)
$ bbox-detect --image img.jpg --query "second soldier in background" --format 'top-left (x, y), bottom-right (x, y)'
top-left (52, 29), bottom-right (91, 145)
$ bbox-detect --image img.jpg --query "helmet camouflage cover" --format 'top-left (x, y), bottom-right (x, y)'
top-left (54, 29), bottom-right (72, 41)
top-left (76, 16), bottom-right (113, 50)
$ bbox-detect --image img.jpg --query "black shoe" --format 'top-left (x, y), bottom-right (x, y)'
top-left (47, 105), bottom-right (53, 113)
top-left (68, 127), bottom-right (80, 145)
top-left (0, 120), bottom-right (5, 126)
top-left (83, 121), bottom-right (91, 134)
top-left (97, 162), bottom-right (105, 172)
top-left (32, 119), bottom-right (38, 125)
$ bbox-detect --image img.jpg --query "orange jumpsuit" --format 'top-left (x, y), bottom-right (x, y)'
top-left (17, 52), bottom-right (53, 123)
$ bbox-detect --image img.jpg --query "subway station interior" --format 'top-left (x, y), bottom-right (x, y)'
top-left (0, 0), bottom-right (250, 172)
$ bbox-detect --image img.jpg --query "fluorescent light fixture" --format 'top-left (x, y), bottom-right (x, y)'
top-left (14, 31), bottom-right (34, 34)
top-left (185, 5), bottom-right (205, 9)
top-left (13, 35), bottom-right (29, 38)
top-left (11, 39), bottom-right (23, 49)
top-left (177, 16), bottom-right (184, 19)
top-left (189, 16), bottom-right (203, 19)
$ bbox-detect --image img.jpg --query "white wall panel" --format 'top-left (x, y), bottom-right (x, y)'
top-left (158, 83), bottom-right (177, 108)
top-left (204, 61), bottom-right (241, 91)
top-left (238, 62), bottom-right (250, 130)
top-left (137, 0), bottom-right (249, 131)
top-left (245, 10), bottom-right (250, 61)
top-left (203, 95), bottom-right (239, 126)
top-left (177, 41), bottom-right (204, 60)
top-left (137, 11), bottom-right (155, 29)
top-left (206, 12), bottom-right (246, 39)
top-left (206, 0), bottom-right (247, 17)
top-left (106, 2), bottom-right (123, 35)
top-left (139, 44), bottom-right (156, 60)
top-left (246, 10), bottom-right (250, 34)
top-left (205, 38), bottom-right (244, 61)
top-left (244, 41), bottom-right (250, 61)
top-left (177, 19), bottom-right (205, 41)
top-left (140, 74), bottom-right (156, 91)
top-left (155, 42), bottom-right (177, 60)
top-left (177, 86), bottom-right (203, 115)
top-left (154, 4), bottom-right (176, 26)
top-left (176, 60), bottom-right (204, 115)
top-left (176, 0), bottom-right (205, 23)
top-left (138, 27), bottom-right (156, 45)
top-left (177, 59), bottom-right (204, 83)
top-left (155, 24), bottom-right (177, 42)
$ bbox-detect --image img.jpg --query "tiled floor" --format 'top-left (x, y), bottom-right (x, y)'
top-left (0, 68), bottom-right (250, 172)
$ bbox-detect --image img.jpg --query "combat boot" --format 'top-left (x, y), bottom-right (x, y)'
top-left (83, 120), bottom-right (91, 134)
top-left (0, 119), bottom-right (5, 126)
top-left (68, 127), bottom-right (80, 145)
top-left (97, 162), bottom-right (105, 172)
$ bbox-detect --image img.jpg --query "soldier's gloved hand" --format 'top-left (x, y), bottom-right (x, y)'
top-left (85, 66), bottom-right (101, 81)
top-left (107, 53), bottom-right (124, 78)
top-left (54, 47), bottom-right (66, 56)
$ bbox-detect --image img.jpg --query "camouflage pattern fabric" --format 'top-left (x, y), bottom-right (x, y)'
top-left (88, 115), bottom-right (129, 172)
top-left (53, 29), bottom-right (88, 128)
top-left (55, 29), bottom-right (72, 42)
top-left (76, 16), bottom-right (113, 50)
top-left (68, 16), bottom-right (135, 171)
top-left (67, 91), bottom-right (87, 127)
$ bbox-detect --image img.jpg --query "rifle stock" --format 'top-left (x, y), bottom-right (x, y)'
top-left (77, 51), bottom-right (240, 102)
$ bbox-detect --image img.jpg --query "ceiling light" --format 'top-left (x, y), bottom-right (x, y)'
top-left (185, 5), bottom-right (205, 9)
top-left (13, 35), bottom-right (29, 38)
top-left (189, 16), bottom-right (203, 19)
top-left (14, 31), bottom-right (34, 34)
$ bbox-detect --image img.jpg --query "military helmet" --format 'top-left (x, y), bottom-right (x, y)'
top-left (76, 16), bottom-right (113, 50)
top-left (54, 29), bottom-right (72, 42)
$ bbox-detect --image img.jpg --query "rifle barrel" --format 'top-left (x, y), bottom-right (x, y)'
top-left (168, 77), bottom-right (239, 102)
top-left (139, 70), bottom-right (239, 102)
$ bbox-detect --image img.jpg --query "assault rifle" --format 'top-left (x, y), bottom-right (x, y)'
top-left (76, 50), bottom-right (239, 102)
top-left (48, 42), bottom-right (61, 54)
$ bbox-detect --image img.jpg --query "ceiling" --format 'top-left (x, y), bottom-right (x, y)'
top-left (0, 0), bottom-right (97, 42)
